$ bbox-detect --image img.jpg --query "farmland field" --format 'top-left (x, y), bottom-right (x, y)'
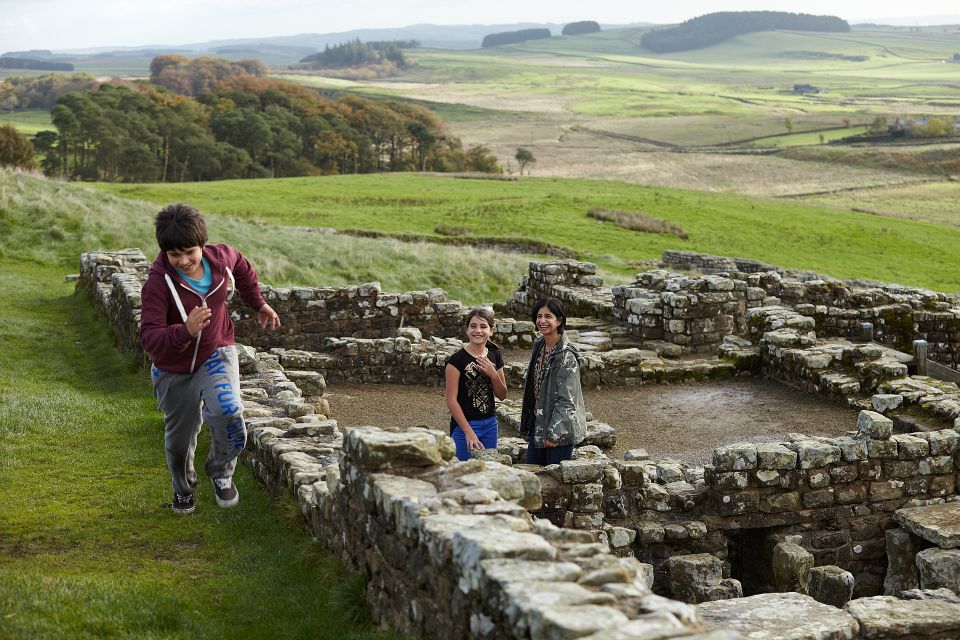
top-left (273, 25), bottom-right (960, 217)
top-left (0, 109), bottom-right (52, 135)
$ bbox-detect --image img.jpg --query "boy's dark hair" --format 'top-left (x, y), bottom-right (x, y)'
top-left (531, 297), bottom-right (566, 335)
top-left (155, 203), bottom-right (208, 252)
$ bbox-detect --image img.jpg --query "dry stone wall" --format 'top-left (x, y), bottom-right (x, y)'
top-left (79, 248), bottom-right (960, 639)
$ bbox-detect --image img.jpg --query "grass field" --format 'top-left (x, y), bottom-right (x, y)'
top-left (0, 109), bottom-right (52, 135)
top-left (91, 172), bottom-right (960, 293)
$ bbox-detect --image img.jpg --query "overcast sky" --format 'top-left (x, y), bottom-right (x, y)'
top-left (2, 0), bottom-right (959, 52)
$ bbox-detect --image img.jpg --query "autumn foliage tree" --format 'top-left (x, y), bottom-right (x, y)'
top-left (0, 124), bottom-right (37, 170)
top-left (38, 55), bottom-right (501, 182)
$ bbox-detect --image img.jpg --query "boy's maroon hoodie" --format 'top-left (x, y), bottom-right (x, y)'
top-left (140, 243), bottom-right (267, 374)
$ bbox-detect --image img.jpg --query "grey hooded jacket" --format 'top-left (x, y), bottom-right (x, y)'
top-left (519, 335), bottom-right (587, 448)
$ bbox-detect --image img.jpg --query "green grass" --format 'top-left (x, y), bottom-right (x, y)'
top-left (0, 170), bottom-right (538, 304)
top-left (91, 172), bottom-right (960, 292)
top-left (0, 258), bottom-right (399, 640)
top-left (0, 109), bottom-right (53, 136)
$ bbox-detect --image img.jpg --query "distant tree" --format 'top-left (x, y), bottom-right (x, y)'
top-left (868, 116), bottom-right (888, 135)
top-left (515, 147), bottom-right (535, 175)
top-left (464, 145), bottom-right (502, 173)
top-left (818, 133), bottom-right (826, 144)
top-left (916, 116), bottom-right (955, 138)
top-left (784, 117), bottom-right (794, 133)
top-left (562, 21), bottom-right (601, 36)
top-left (0, 124), bottom-right (38, 170)
top-left (842, 117), bottom-right (851, 128)
top-left (482, 29), bottom-right (552, 48)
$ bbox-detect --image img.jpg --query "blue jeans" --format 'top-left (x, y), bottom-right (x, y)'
top-left (525, 443), bottom-right (575, 465)
top-left (451, 416), bottom-right (499, 461)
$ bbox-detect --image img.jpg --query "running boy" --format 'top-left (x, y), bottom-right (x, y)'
top-left (140, 203), bottom-right (280, 514)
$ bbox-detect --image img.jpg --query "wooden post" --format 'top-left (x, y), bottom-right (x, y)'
top-left (859, 322), bottom-right (874, 343)
top-left (913, 340), bottom-right (928, 376)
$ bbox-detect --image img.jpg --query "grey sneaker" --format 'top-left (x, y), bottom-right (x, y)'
top-left (172, 492), bottom-right (195, 515)
top-left (212, 477), bottom-right (239, 508)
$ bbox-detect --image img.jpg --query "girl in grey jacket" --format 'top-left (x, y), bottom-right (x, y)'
top-left (520, 298), bottom-right (587, 465)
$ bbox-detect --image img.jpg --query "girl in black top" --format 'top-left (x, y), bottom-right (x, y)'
top-left (444, 307), bottom-right (507, 461)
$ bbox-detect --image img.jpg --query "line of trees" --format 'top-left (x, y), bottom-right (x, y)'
top-left (299, 39), bottom-right (408, 70)
top-left (150, 55), bottom-right (269, 97)
top-left (482, 28), bottom-right (552, 48)
top-left (0, 72), bottom-right (99, 111)
top-left (0, 57), bottom-right (74, 71)
top-left (562, 21), bottom-right (601, 36)
top-left (34, 56), bottom-right (501, 182)
top-left (641, 11), bottom-right (849, 53)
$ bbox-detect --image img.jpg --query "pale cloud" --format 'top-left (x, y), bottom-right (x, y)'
top-left (1, 0), bottom-right (958, 52)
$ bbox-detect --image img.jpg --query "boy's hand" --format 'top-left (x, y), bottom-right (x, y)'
top-left (186, 305), bottom-right (212, 337)
top-left (258, 304), bottom-right (281, 330)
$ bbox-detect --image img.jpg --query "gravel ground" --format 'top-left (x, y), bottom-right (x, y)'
top-left (324, 378), bottom-right (860, 466)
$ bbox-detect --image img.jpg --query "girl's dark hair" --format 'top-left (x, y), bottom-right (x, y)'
top-left (155, 203), bottom-right (208, 252)
top-left (465, 306), bottom-right (500, 350)
top-left (531, 297), bottom-right (566, 335)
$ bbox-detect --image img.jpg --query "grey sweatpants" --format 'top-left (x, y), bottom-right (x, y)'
top-left (151, 345), bottom-right (246, 496)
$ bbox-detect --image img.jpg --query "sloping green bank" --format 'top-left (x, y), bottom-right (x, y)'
top-left (94, 172), bottom-right (960, 292)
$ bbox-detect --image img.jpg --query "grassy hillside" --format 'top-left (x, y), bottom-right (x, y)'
top-left (273, 26), bottom-right (958, 218)
top-left (0, 170), bottom-right (538, 304)
top-left (93, 172), bottom-right (960, 293)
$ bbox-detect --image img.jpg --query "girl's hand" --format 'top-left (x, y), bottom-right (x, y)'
top-left (186, 305), bottom-right (212, 337)
top-left (258, 304), bottom-right (281, 330)
top-left (475, 355), bottom-right (497, 378)
top-left (466, 431), bottom-right (485, 453)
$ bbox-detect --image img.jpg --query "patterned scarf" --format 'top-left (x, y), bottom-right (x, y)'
top-left (532, 341), bottom-right (557, 410)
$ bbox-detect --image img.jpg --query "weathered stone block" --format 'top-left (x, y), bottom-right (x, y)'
top-left (570, 483), bottom-right (604, 513)
top-left (699, 593), bottom-right (858, 640)
top-left (760, 491), bottom-right (800, 513)
top-left (892, 434), bottom-right (930, 460)
top-left (715, 489), bottom-right (758, 516)
top-left (917, 548), bottom-right (960, 591)
top-left (668, 553), bottom-right (722, 603)
top-left (773, 542), bottom-right (814, 594)
top-left (344, 428), bottom-right (446, 470)
top-left (807, 565), bottom-right (855, 608)
top-left (927, 429), bottom-right (960, 455)
top-left (560, 459), bottom-right (605, 484)
top-left (883, 528), bottom-right (921, 596)
top-left (846, 595), bottom-right (960, 639)
top-left (895, 502), bottom-right (960, 549)
top-left (834, 436), bottom-right (869, 462)
top-left (636, 522), bottom-right (665, 545)
top-left (806, 468), bottom-right (831, 489)
top-left (829, 464), bottom-right (859, 484)
top-left (803, 488), bottom-right (835, 509)
top-left (867, 439), bottom-right (898, 459)
top-left (713, 471), bottom-right (749, 491)
top-left (756, 443), bottom-right (797, 470)
top-left (871, 394), bottom-right (903, 414)
top-left (858, 410), bottom-right (894, 440)
top-left (713, 443), bottom-right (757, 472)
top-left (793, 441), bottom-right (842, 469)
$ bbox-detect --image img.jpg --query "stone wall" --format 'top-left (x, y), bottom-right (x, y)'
top-left (508, 260), bottom-right (613, 320)
top-left (485, 407), bottom-right (960, 601)
top-left (79, 247), bottom-right (960, 638)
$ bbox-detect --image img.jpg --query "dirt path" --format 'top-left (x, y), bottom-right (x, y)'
top-left (324, 378), bottom-right (859, 466)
